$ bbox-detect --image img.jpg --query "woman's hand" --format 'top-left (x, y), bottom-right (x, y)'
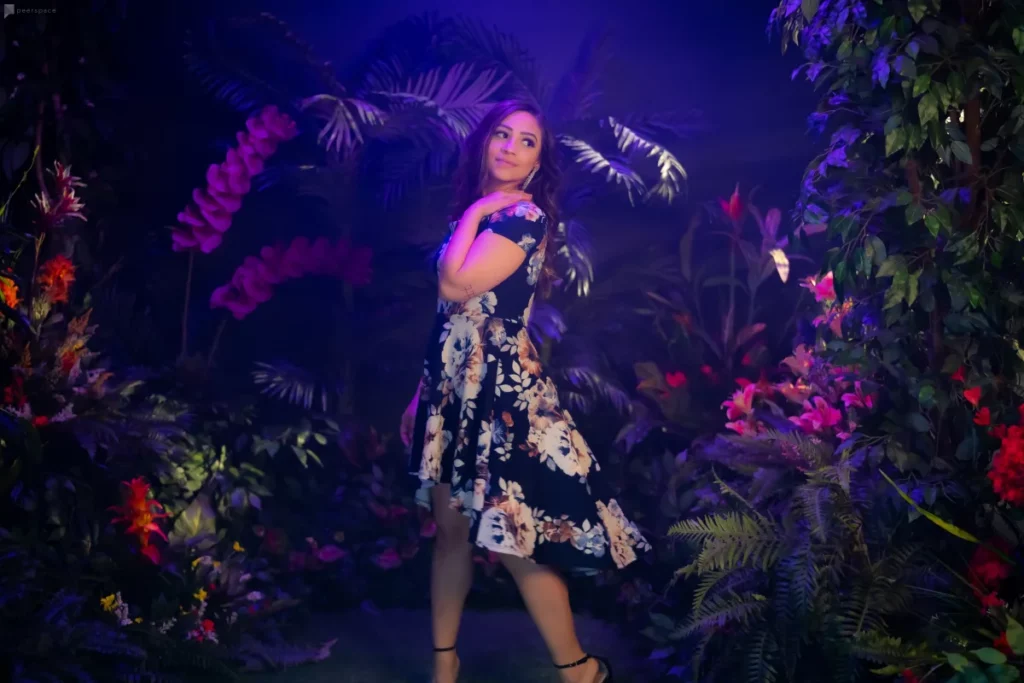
top-left (468, 190), bottom-right (532, 220)
top-left (400, 389), bottom-right (419, 449)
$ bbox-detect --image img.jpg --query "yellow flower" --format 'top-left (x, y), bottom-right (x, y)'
top-left (100, 594), bottom-right (116, 612)
top-left (134, 617), bottom-right (143, 624)
top-left (191, 556), bottom-right (205, 569)
top-left (212, 560), bottom-right (221, 569)
top-left (233, 541), bottom-right (245, 552)
top-left (194, 588), bottom-right (208, 603)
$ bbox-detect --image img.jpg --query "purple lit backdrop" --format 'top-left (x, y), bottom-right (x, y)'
top-left (260, 0), bottom-right (819, 196)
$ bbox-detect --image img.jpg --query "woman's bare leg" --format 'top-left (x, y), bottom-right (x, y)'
top-left (498, 553), bottom-right (603, 683)
top-left (430, 484), bottom-right (473, 683)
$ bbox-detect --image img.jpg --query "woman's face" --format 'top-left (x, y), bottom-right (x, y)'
top-left (485, 110), bottom-right (542, 187)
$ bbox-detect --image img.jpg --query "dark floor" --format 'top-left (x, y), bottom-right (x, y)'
top-left (245, 607), bottom-right (648, 682)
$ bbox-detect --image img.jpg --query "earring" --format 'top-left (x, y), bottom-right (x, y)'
top-left (521, 166), bottom-right (539, 190)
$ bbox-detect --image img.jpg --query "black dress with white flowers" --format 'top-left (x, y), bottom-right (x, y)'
top-left (408, 201), bottom-right (651, 570)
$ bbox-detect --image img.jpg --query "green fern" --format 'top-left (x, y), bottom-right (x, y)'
top-left (746, 627), bottom-right (779, 683)
top-left (673, 591), bottom-right (768, 639)
top-left (670, 512), bottom-right (781, 572)
top-left (850, 630), bottom-right (928, 665)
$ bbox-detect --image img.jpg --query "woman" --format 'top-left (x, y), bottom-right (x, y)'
top-left (400, 99), bottom-right (651, 683)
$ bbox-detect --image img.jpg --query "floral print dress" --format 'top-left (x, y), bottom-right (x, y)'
top-left (409, 201), bottom-right (651, 570)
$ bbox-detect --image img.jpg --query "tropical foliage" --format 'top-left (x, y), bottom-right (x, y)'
top-left (644, 1), bottom-right (1024, 681)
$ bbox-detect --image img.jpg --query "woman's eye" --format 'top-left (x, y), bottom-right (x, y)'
top-left (522, 139), bottom-right (535, 147)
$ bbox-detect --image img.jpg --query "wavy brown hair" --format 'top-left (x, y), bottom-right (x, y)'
top-left (449, 99), bottom-right (562, 297)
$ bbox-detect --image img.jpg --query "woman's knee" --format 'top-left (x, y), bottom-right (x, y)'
top-left (435, 510), bottom-right (470, 550)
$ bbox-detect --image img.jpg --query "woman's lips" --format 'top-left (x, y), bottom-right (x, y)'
top-left (495, 157), bottom-right (516, 168)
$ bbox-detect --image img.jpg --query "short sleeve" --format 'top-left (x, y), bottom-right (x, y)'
top-left (483, 201), bottom-right (546, 255)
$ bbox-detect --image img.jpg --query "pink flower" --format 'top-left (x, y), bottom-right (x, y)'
top-left (314, 544), bottom-right (346, 563)
top-left (210, 236), bottom-right (373, 320)
top-left (31, 162), bottom-right (86, 231)
top-left (373, 548), bottom-right (402, 570)
top-left (172, 105), bottom-right (299, 253)
top-left (841, 381), bottom-right (875, 410)
top-left (665, 371), bottom-right (687, 388)
top-left (781, 345), bottom-right (814, 377)
top-left (801, 271), bottom-right (836, 303)
top-left (776, 379), bottom-right (812, 404)
top-left (725, 420), bottom-right (750, 436)
top-left (790, 396), bottom-right (843, 433)
top-left (722, 384), bottom-right (756, 421)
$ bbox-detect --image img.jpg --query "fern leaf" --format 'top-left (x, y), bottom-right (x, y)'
top-left (669, 512), bottom-right (781, 572)
top-left (746, 628), bottom-right (779, 683)
top-left (673, 591), bottom-right (767, 639)
top-left (850, 630), bottom-right (927, 665)
top-left (796, 483), bottom-right (831, 543)
top-left (691, 570), bottom-right (730, 614)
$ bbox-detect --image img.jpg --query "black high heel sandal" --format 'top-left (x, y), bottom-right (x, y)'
top-left (554, 653), bottom-right (613, 682)
top-left (433, 646), bottom-right (459, 682)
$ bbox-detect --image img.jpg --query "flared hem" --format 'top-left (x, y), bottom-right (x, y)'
top-left (411, 474), bottom-right (640, 575)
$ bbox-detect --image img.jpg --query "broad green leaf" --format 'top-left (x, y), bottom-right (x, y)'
top-left (883, 281), bottom-right (905, 310)
top-left (908, 0), bottom-right (927, 22)
top-left (871, 665), bottom-right (906, 676)
top-left (801, 0), bottom-right (819, 20)
top-left (973, 648), bottom-right (1006, 665)
top-left (907, 271), bottom-right (920, 306)
top-left (925, 214), bottom-right (941, 236)
top-left (918, 93), bottom-right (938, 126)
top-left (918, 385), bottom-right (935, 405)
top-left (168, 495), bottom-right (218, 550)
top-left (913, 74), bottom-right (931, 96)
top-left (877, 255), bottom-right (907, 278)
top-left (906, 412), bottom-right (930, 432)
top-left (881, 470), bottom-right (980, 543)
top-left (1014, 28), bottom-right (1024, 54)
top-left (865, 235), bottom-right (887, 266)
top-left (905, 203), bottom-right (924, 225)
top-left (1007, 617), bottom-right (1024, 655)
top-left (951, 140), bottom-right (973, 164)
top-left (986, 664), bottom-right (1020, 683)
top-left (885, 127), bottom-right (905, 156)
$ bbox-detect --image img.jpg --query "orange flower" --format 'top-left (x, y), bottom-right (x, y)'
top-left (0, 277), bottom-right (19, 308)
top-left (38, 254), bottom-right (76, 304)
top-left (108, 477), bottom-right (168, 563)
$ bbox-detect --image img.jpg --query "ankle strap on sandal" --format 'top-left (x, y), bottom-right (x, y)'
top-left (554, 654), bottom-right (591, 669)
top-left (434, 645), bottom-right (457, 652)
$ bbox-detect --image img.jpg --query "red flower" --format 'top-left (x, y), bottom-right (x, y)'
top-left (978, 591), bottom-right (1005, 611)
top-left (963, 386), bottom-right (982, 407)
top-left (700, 364), bottom-right (718, 383)
top-left (992, 424), bottom-right (1009, 439)
top-left (989, 425), bottom-right (1024, 506)
top-left (172, 105), bottom-right (299, 253)
top-left (969, 540), bottom-right (1012, 590)
top-left (3, 376), bottom-right (27, 407)
top-left (210, 236), bottom-right (372, 320)
top-left (32, 415), bottom-right (49, 428)
top-left (801, 271), bottom-right (837, 303)
top-left (902, 669), bottom-right (920, 683)
top-left (951, 366), bottom-right (966, 382)
top-left (718, 185), bottom-right (743, 222)
top-left (37, 254), bottom-right (76, 304)
top-left (665, 371), bottom-right (687, 388)
top-left (974, 407), bottom-right (992, 426)
top-left (994, 632), bottom-right (1013, 656)
top-left (108, 477), bottom-right (168, 563)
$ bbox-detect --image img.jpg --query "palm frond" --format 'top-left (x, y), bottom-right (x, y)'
top-left (606, 116), bottom-right (687, 203)
top-left (557, 219), bottom-right (595, 296)
top-left (251, 361), bottom-right (337, 412)
top-left (299, 95), bottom-right (386, 153)
top-left (546, 28), bottom-right (611, 125)
top-left (446, 17), bottom-right (544, 100)
top-left (559, 135), bottom-right (646, 204)
top-left (367, 63), bottom-right (509, 140)
top-left (557, 364), bottom-right (631, 416)
top-left (527, 301), bottom-right (567, 343)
